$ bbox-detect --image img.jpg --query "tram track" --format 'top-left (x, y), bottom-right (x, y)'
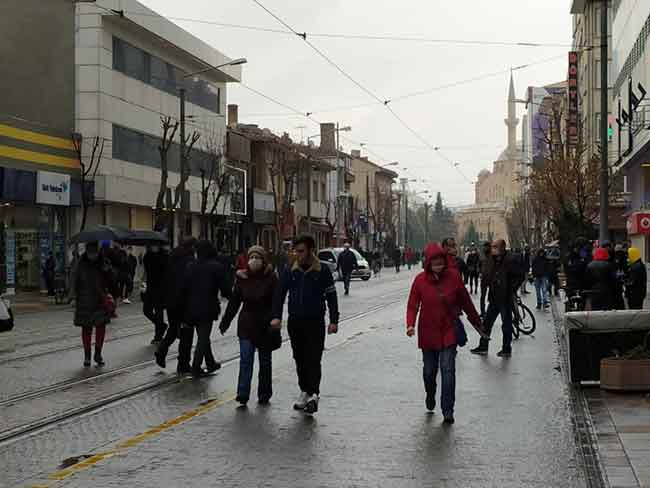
top-left (0, 291), bottom-right (407, 447)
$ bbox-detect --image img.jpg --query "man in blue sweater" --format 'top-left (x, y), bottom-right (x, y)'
top-left (272, 235), bottom-right (339, 414)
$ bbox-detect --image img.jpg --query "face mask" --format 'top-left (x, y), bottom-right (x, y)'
top-left (248, 258), bottom-right (263, 271)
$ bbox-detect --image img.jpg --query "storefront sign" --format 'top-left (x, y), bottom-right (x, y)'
top-left (5, 230), bottom-right (15, 292)
top-left (627, 212), bottom-right (650, 235)
top-left (36, 171), bottom-right (70, 206)
top-left (567, 51), bottom-right (579, 146)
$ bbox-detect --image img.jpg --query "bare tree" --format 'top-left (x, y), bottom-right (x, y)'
top-left (198, 133), bottom-right (229, 238)
top-left (323, 196), bottom-right (340, 245)
top-left (268, 147), bottom-right (302, 245)
top-left (72, 134), bottom-right (104, 232)
top-left (155, 116), bottom-right (178, 213)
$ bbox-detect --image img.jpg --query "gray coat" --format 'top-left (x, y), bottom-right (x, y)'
top-left (74, 255), bottom-right (109, 327)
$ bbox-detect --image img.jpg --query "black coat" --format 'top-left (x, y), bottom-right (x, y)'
top-left (626, 260), bottom-right (647, 307)
top-left (337, 249), bottom-right (358, 273)
top-left (531, 255), bottom-right (550, 278)
top-left (585, 260), bottom-right (616, 310)
top-left (165, 248), bottom-right (196, 314)
top-left (466, 253), bottom-right (480, 273)
top-left (74, 255), bottom-right (109, 327)
top-left (182, 258), bottom-right (231, 324)
top-left (220, 266), bottom-right (279, 349)
top-left (485, 252), bottom-right (523, 305)
top-left (143, 250), bottom-right (169, 301)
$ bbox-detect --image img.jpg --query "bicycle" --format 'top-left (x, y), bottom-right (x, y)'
top-left (512, 294), bottom-right (536, 338)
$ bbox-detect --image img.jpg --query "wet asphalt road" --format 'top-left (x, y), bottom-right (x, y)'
top-left (2, 269), bottom-right (586, 488)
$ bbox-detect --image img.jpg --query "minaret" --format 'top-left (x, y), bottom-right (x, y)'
top-left (504, 72), bottom-right (519, 156)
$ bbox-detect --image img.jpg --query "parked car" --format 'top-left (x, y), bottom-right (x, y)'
top-left (317, 247), bottom-right (372, 281)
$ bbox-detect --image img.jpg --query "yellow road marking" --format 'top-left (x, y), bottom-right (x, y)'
top-left (0, 145), bottom-right (79, 169)
top-left (39, 392), bottom-right (236, 485)
top-left (0, 124), bottom-right (75, 151)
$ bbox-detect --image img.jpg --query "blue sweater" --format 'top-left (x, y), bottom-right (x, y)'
top-left (272, 257), bottom-right (340, 325)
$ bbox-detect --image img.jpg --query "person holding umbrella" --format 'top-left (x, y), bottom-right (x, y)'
top-left (74, 242), bottom-right (111, 367)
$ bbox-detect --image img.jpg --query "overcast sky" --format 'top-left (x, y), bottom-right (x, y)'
top-left (138, 0), bottom-right (572, 206)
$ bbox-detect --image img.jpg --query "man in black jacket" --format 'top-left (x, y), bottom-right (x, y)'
top-left (155, 237), bottom-right (196, 374)
top-left (143, 245), bottom-right (169, 344)
top-left (337, 243), bottom-right (358, 296)
top-left (626, 247), bottom-right (647, 309)
top-left (531, 249), bottom-right (550, 310)
top-left (182, 240), bottom-right (232, 378)
top-left (471, 239), bottom-right (523, 358)
top-left (272, 234), bottom-right (339, 415)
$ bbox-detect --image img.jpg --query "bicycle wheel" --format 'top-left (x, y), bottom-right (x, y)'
top-left (516, 303), bottom-right (536, 335)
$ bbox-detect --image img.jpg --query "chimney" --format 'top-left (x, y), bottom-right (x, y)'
top-left (320, 123), bottom-right (336, 155)
top-left (228, 104), bottom-right (238, 128)
top-left (350, 149), bottom-right (361, 159)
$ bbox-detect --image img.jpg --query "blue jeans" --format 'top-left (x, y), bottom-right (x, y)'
top-left (237, 338), bottom-right (273, 402)
top-left (422, 347), bottom-right (457, 417)
top-left (534, 277), bottom-right (549, 307)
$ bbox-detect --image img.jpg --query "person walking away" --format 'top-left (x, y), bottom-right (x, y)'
top-left (114, 244), bottom-right (129, 304)
top-left (613, 244), bottom-right (629, 310)
top-left (520, 246), bottom-right (531, 294)
top-left (155, 237), bottom-right (197, 374)
top-left (74, 242), bottom-right (111, 367)
top-left (406, 243), bottom-right (484, 424)
top-left (337, 243), bottom-right (358, 296)
top-left (470, 239), bottom-right (523, 358)
top-left (565, 242), bottom-right (588, 297)
top-left (584, 247), bottom-right (617, 311)
top-left (271, 234), bottom-right (339, 415)
top-left (143, 245), bottom-right (169, 344)
top-left (531, 249), bottom-right (550, 310)
top-left (393, 247), bottom-right (402, 273)
top-left (43, 252), bottom-right (56, 296)
top-left (479, 241), bottom-right (492, 316)
top-left (466, 247), bottom-right (480, 294)
top-left (182, 240), bottom-right (232, 378)
top-left (219, 246), bottom-right (279, 406)
top-left (625, 247), bottom-right (647, 309)
top-left (123, 246), bottom-right (137, 304)
top-left (405, 247), bottom-right (414, 270)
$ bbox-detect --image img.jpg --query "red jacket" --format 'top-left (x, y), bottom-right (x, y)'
top-left (407, 243), bottom-right (481, 350)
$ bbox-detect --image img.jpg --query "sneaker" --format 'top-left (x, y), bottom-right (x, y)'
top-left (94, 353), bottom-right (105, 366)
top-left (150, 338), bottom-right (162, 345)
top-left (303, 394), bottom-right (319, 414)
top-left (206, 362), bottom-right (221, 374)
top-left (154, 350), bottom-right (166, 368)
top-left (258, 397), bottom-right (271, 406)
top-left (122, 298), bottom-right (132, 305)
top-left (293, 392), bottom-right (309, 410)
top-left (83, 358), bottom-right (91, 367)
top-left (191, 368), bottom-right (211, 379)
top-left (235, 395), bottom-right (248, 406)
top-left (536, 304), bottom-right (541, 310)
top-left (443, 416), bottom-right (455, 424)
top-left (425, 392), bottom-right (435, 412)
top-left (470, 345), bottom-right (488, 356)
top-left (497, 349), bottom-right (512, 358)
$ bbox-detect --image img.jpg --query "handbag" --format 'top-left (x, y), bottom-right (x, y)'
top-left (103, 294), bottom-right (116, 316)
top-left (433, 283), bottom-right (468, 347)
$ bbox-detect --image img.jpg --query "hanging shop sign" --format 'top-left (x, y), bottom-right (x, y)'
top-left (36, 171), bottom-right (70, 206)
top-left (567, 51), bottom-right (579, 147)
top-left (627, 212), bottom-right (650, 235)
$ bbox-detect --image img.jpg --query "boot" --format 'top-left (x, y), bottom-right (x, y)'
top-left (470, 338), bottom-right (489, 355)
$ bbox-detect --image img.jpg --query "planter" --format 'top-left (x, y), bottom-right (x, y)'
top-left (601, 358), bottom-right (650, 391)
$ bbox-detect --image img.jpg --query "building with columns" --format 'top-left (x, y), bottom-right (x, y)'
top-left (455, 75), bottom-right (524, 247)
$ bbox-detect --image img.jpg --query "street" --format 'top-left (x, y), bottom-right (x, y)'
top-left (2, 269), bottom-right (586, 488)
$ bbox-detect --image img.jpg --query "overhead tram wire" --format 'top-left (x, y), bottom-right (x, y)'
top-left (251, 0), bottom-right (472, 183)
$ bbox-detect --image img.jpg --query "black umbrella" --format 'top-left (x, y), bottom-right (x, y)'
top-left (120, 230), bottom-right (169, 246)
top-left (70, 225), bottom-right (132, 244)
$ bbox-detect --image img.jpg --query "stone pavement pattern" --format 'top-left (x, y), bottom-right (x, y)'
top-left (49, 293), bottom-right (586, 488)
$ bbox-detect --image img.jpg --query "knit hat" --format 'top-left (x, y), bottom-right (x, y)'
top-left (247, 245), bottom-right (267, 260)
top-left (628, 247), bottom-right (641, 264)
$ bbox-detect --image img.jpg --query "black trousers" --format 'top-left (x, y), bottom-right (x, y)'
top-left (143, 294), bottom-right (166, 340)
top-left (480, 278), bottom-right (489, 315)
top-left (468, 272), bottom-right (479, 292)
top-left (158, 309), bottom-right (193, 370)
top-left (288, 318), bottom-right (326, 396)
top-left (191, 321), bottom-right (218, 371)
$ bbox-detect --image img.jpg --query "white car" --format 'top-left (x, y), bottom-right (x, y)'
top-left (318, 248), bottom-right (372, 281)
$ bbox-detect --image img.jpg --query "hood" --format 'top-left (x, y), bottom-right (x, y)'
top-left (423, 243), bottom-right (446, 275)
top-left (593, 247), bottom-right (610, 261)
top-left (628, 247), bottom-right (642, 264)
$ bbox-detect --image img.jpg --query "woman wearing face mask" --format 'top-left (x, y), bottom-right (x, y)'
top-left (74, 242), bottom-right (111, 367)
top-left (406, 243), bottom-right (484, 424)
top-left (219, 246), bottom-right (280, 406)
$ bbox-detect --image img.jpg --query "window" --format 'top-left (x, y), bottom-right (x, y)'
top-left (595, 113), bottom-right (601, 141)
top-left (313, 180), bottom-right (319, 201)
top-left (112, 36), bottom-right (221, 114)
top-left (321, 181), bottom-right (326, 203)
top-left (318, 251), bottom-right (335, 263)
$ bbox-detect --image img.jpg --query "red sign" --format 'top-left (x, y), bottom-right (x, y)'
top-left (567, 51), bottom-right (579, 146)
top-left (627, 212), bottom-right (650, 235)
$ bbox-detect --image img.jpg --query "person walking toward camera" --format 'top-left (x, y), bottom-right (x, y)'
top-left (220, 246), bottom-right (280, 406)
top-left (272, 235), bottom-right (339, 415)
top-left (337, 242), bottom-right (357, 296)
top-left (406, 243), bottom-right (484, 424)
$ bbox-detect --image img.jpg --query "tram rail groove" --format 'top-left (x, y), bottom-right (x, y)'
top-left (0, 294), bottom-right (406, 447)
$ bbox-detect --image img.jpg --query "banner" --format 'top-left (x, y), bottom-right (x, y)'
top-left (567, 51), bottom-right (579, 146)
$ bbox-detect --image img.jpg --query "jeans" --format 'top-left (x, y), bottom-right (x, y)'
top-left (534, 277), bottom-right (549, 307)
top-left (191, 321), bottom-right (218, 371)
top-left (481, 301), bottom-right (514, 351)
top-left (423, 347), bottom-right (457, 417)
top-left (237, 338), bottom-right (273, 402)
top-left (288, 318), bottom-right (326, 396)
top-left (341, 271), bottom-right (352, 293)
top-left (158, 309), bottom-right (193, 371)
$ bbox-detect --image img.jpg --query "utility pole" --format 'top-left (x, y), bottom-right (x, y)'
top-left (336, 122), bottom-right (340, 243)
top-left (400, 178), bottom-right (408, 247)
top-left (366, 172), bottom-right (370, 251)
top-left (177, 86), bottom-right (186, 246)
top-left (424, 202), bottom-right (429, 244)
top-left (307, 160), bottom-right (312, 235)
top-left (599, 0), bottom-right (609, 242)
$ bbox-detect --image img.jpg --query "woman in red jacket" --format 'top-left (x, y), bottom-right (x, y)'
top-left (407, 243), bottom-right (483, 424)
